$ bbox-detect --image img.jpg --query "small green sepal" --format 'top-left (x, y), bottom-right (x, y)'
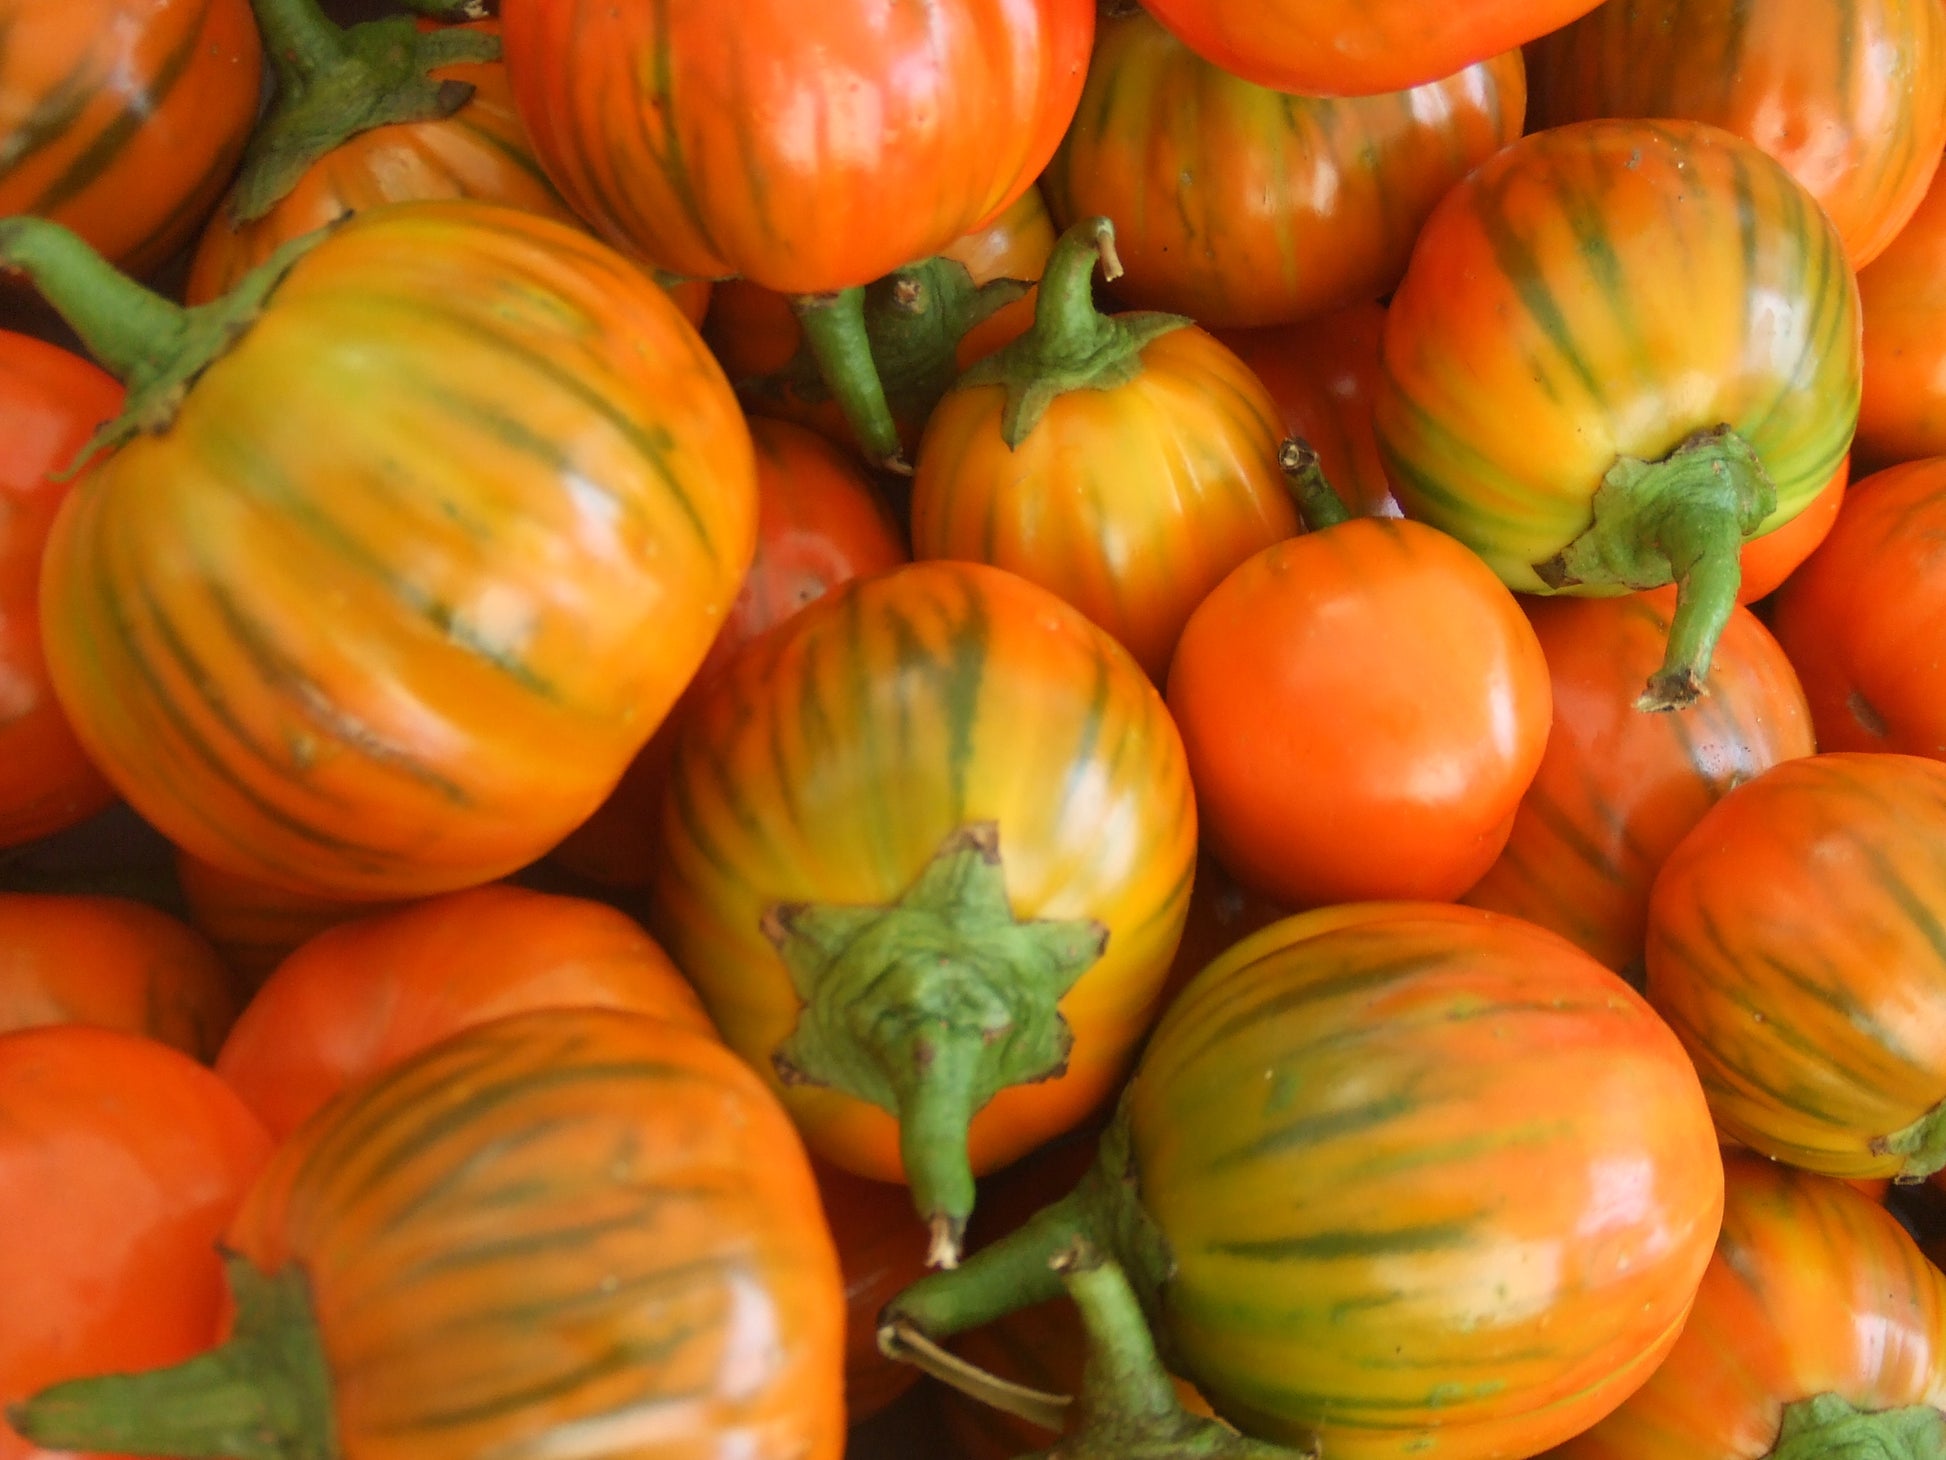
top-left (1873, 1095), bottom-right (1946, 1182)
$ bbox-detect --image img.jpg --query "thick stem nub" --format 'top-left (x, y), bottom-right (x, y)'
top-left (7, 1258), bottom-right (335, 1460)
top-left (1769, 1393), bottom-right (1946, 1459)
top-left (1531, 425), bottom-right (1777, 713)
top-left (1278, 439), bottom-right (1352, 533)
top-left (952, 216), bottom-right (1189, 448)
top-left (0, 218), bottom-right (329, 470)
top-left (764, 823), bottom-right (1106, 1265)
top-left (793, 288), bottom-right (911, 473)
top-left (234, 0), bottom-right (500, 222)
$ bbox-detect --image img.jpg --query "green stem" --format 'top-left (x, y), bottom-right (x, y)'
top-left (6, 1258), bottom-right (335, 1460)
top-left (234, 0), bottom-right (500, 223)
top-left (1039, 1244), bottom-right (1309, 1460)
top-left (737, 259), bottom-right (1029, 450)
top-left (884, 1187), bottom-right (1092, 1339)
top-left (793, 288), bottom-right (910, 473)
top-left (0, 218), bottom-right (333, 471)
top-left (0, 217), bottom-right (189, 382)
top-left (1277, 439), bottom-right (1351, 532)
top-left (1769, 1393), bottom-right (1946, 1459)
top-left (764, 823), bottom-right (1107, 1266)
top-left (876, 1324), bottom-right (1072, 1431)
top-left (952, 216), bottom-right (1189, 448)
top-left (1531, 424), bottom-right (1776, 713)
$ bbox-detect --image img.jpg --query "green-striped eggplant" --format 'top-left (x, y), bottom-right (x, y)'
top-left (1646, 752), bottom-right (1946, 1181)
top-left (0, 0), bottom-right (263, 276)
top-left (1374, 118), bottom-right (1862, 710)
top-left (0, 201), bottom-right (756, 900)
top-left (1040, 11), bottom-right (1526, 330)
top-left (1527, 0), bottom-right (1946, 270)
top-left (8, 1007), bottom-right (849, 1460)
top-left (651, 559), bottom-right (1197, 1265)
top-left (885, 902), bottom-right (1725, 1460)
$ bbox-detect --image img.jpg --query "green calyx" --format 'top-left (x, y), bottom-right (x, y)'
top-left (7, 1257), bottom-right (336, 1460)
top-left (233, 0), bottom-right (501, 223)
top-left (1532, 424), bottom-right (1776, 713)
top-left (1768, 1394), bottom-right (1946, 1459)
top-left (1873, 1095), bottom-right (1946, 1181)
top-left (0, 217), bottom-right (331, 472)
top-left (765, 823), bottom-right (1108, 1266)
top-left (953, 215), bottom-right (1189, 449)
top-left (791, 289), bottom-right (910, 474)
top-left (743, 258), bottom-right (1029, 453)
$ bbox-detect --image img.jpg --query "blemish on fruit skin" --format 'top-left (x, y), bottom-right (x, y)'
top-left (1849, 689), bottom-right (1890, 738)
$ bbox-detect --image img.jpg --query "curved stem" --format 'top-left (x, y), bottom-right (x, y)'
top-left (884, 1186), bottom-right (1093, 1341)
top-left (231, 0), bottom-right (500, 222)
top-left (1278, 439), bottom-right (1351, 532)
top-left (793, 288), bottom-right (909, 472)
top-left (1530, 424), bottom-right (1776, 713)
top-left (0, 217), bottom-right (188, 383)
top-left (1043, 1245), bottom-right (1309, 1460)
top-left (951, 216), bottom-right (1188, 448)
top-left (0, 217), bottom-right (332, 471)
top-left (6, 1259), bottom-right (334, 1460)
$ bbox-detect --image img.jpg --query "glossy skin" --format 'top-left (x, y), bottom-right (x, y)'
top-left (499, 0), bottom-right (1092, 291)
top-left (1772, 459), bottom-right (1946, 755)
top-left (1551, 1156), bottom-right (1946, 1459)
top-left (184, 21), bottom-right (605, 307)
top-left (1166, 518), bottom-right (1552, 908)
top-left (1376, 119), bottom-right (1862, 593)
top-left (1216, 307), bottom-right (1403, 520)
top-left (1133, 904), bottom-right (1724, 1459)
top-left (1527, 0), bottom-right (1946, 270)
top-left (653, 561), bottom-right (1196, 1188)
top-left (0, 893), bottom-right (237, 1061)
top-left (1465, 591), bottom-right (1815, 974)
top-left (1136, 0), bottom-right (1595, 95)
top-left (42, 202), bottom-right (758, 900)
top-left (0, 333), bottom-right (117, 846)
top-left (911, 325), bottom-right (1299, 681)
top-left (811, 1160), bottom-right (932, 1422)
top-left (0, 0), bottom-right (262, 276)
top-left (216, 883), bottom-right (713, 1140)
top-left (1042, 17), bottom-right (1525, 330)
top-left (173, 848), bottom-right (399, 989)
top-left (224, 1008), bottom-right (847, 1460)
top-left (704, 188), bottom-right (1058, 459)
top-left (551, 416), bottom-right (909, 887)
top-left (1647, 753), bottom-right (1946, 1177)
top-left (1857, 165), bottom-right (1946, 466)
top-left (0, 1025), bottom-right (271, 1460)
top-left (1738, 460), bottom-right (1849, 602)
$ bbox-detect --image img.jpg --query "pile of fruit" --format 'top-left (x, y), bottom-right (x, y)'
top-left (8, 0), bottom-right (1946, 1456)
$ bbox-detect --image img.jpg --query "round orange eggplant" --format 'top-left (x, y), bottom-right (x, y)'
top-left (1647, 752), bottom-right (1946, 1180)
top-left (652, 560), bottom-right (1196, 1264)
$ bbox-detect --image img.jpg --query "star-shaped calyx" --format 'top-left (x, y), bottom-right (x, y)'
top-left (763, 822), bottom-right (1108, 1267)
